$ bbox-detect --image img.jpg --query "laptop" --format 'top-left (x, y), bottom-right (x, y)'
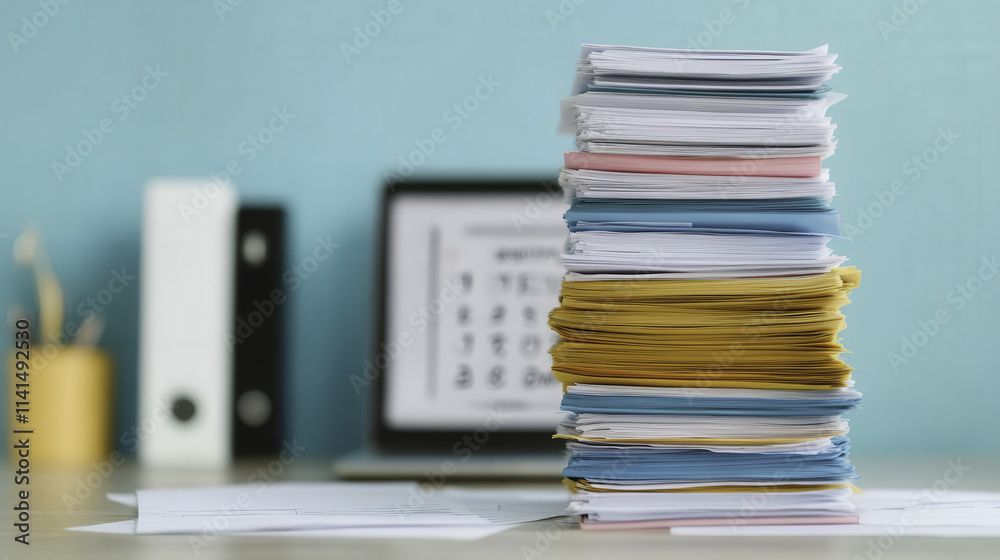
top-left (333, 179), bottom-right (569, 479)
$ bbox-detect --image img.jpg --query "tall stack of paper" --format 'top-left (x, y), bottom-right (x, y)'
top-left (549, 44), bottom-right (862, 529)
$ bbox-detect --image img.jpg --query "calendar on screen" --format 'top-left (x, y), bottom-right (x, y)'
top-left (382, 188), bottom-right (568, 430)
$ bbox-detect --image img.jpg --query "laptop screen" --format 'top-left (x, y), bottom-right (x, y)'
top-left (375, 181), bottom-right (568, 446)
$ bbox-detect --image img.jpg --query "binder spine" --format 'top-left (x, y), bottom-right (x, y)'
top-left (232, 207), bottom-right (285, 456)
top-left (139, 180), bottom-right (237, 467)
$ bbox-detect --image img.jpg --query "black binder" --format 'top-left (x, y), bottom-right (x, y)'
top-left (232, 206), bottom-right (285, 456)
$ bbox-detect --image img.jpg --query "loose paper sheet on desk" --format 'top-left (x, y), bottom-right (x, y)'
top-left (668, 489), bottom-right (1000, 537)
top-left (70, 485), bottom-right (1000, 539)
top-left (68, 482), bottom-right (570, 540)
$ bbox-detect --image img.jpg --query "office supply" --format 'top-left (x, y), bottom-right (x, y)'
top-left (10, 226), bottom-right (114, 467)
top-left (581, 515), bottom-right (860, 530)
top-left (550, 43), bottom-right (858, 527)
top-left (560, 168), bottom-right (835, 200)
top-left (68, 484), bottom-right (1000, 539)
top-left (570, 44), bottom-right (840, 94)
top-left (232, 206), bottom-right (286, 456)
top-left (563, 153), bottom-right (822, 177)
top-left (668, 489), bottom-right (1000, 535)
top-left (549, 268), bottom-right (859, 390)
top-left (673, 525), bottom-right (1000, 537)
top-left (70, 519), bottom-right (514, 540)
top-left (68, 482), bottom-right (570, 540)
top-left (9, 345), bottom-right (114, 467)
top-left (139, 179), bottom-right (237, 467)
top-left (334, 180), bottom-right (569, 479)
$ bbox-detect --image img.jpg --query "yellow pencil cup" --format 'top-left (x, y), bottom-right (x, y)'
top-left (9, 345), bottom-right (114, 467)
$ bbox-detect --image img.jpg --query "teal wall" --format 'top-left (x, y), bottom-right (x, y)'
top-left (2, 0), bottom-right (998, 459)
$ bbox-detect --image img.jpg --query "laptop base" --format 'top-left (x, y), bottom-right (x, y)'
top-left (333, 449), bottom-right (565, 480)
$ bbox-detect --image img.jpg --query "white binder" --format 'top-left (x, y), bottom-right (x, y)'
top-left (138, 179), bottom-right (237, 467)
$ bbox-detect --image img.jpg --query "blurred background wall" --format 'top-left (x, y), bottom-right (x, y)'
top-left (2, 0), bottom-right (997, 459)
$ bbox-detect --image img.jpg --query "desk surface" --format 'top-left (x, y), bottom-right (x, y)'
top-left (2, 455), bottom-right (998, 560)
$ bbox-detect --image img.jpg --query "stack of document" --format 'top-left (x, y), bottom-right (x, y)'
top-left (550, 44), bottom-right (861, 529)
